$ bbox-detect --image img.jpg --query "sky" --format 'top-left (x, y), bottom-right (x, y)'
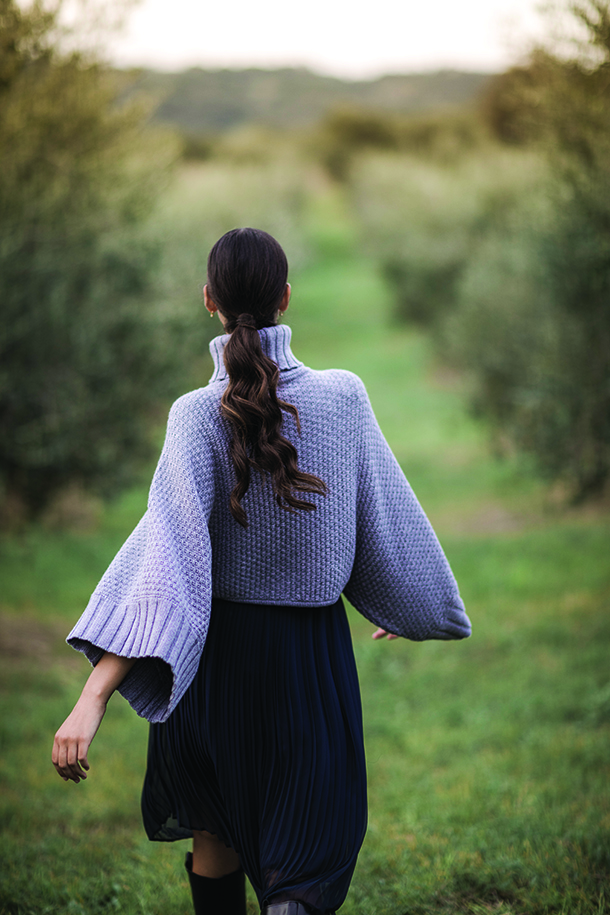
top-left (108, 0), bottom-right (549, 78)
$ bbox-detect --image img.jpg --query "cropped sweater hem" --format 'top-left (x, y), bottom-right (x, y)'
top-left (215, 590), bottom-right (472, 637)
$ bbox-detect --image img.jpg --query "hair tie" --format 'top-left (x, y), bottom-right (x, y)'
top-left (235, 313), bottom-right (258, 329)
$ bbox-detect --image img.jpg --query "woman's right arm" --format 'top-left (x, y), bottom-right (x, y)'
top-left (52, 652), bottom-right (137, 783)
top-left (66, 395), bottom-right (215, 724)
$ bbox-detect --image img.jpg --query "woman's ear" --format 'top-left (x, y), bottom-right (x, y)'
top-left (279, 283), bottom-right (291, 313)
top-left (203, 284), bottom-right (216, 315)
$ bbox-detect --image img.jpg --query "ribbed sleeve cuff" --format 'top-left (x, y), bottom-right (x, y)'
top-left (67, 597), bottom-right (205, 723)
top-left (429, 603), bottom-right (472, 640)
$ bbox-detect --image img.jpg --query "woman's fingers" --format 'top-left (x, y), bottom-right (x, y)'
top-left (372, 628), bottom-right (399, 641)
top-left (67, 739), bottom-right (88, 781)
top-left (52, 733), bottom-right (89, 782)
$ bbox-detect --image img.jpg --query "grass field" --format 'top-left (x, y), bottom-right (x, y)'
top-left (1, 180), bottom-right (609, 915)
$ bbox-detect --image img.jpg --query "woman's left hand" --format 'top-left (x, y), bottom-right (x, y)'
top-left (372, 628), bottom-right (399, 641)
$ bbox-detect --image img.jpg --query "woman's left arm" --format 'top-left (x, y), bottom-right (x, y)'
top-left (371, 628), bottom-right (399, 641)
top-left (52, 652), bottom-right (137, 784)
top-left (344, 379), bottom-right (471, 642)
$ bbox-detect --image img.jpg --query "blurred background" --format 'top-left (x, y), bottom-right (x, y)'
top-left (0, 1), bottom-right (609, 913)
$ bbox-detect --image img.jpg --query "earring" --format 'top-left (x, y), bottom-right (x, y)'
top-left (209, 309), bottom-right (215, 318)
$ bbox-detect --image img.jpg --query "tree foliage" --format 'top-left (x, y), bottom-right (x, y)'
top-left (318, 107), bottom-right (487, 181)
top-left (353, 1), bottom-right (610, 500)
top-left (461, 0), bottom-right (610, 498)
top-left (0, 0), bottom-right (180, 520)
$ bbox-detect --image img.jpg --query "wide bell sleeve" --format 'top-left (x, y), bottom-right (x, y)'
top-left (67, 395), bottom-right (215, 722)
top-left (343, 382), bottom-right (471, 641)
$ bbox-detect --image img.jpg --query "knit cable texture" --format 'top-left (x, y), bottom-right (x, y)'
top-left (68, 324), bottom-right (471, 722)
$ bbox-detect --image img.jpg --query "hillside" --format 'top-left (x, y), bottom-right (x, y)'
top-left (124, 66), bottom-right (492, 134)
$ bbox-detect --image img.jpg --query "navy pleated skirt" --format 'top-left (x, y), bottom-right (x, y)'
top-left (141, 596), bottom-right (367, 914)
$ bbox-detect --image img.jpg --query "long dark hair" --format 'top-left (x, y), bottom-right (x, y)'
top-left (207, 228), bottom-right (327, 528)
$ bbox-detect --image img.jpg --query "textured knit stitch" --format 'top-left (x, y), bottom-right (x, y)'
top-left (68, 324), bottom-right (471, 723)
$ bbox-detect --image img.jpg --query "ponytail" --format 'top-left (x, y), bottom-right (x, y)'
top-left (207, 230), bottom-right (327, 528)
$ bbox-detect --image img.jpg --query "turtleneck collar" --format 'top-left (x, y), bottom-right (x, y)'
top-left (208, 323), bottom-right (304, 383)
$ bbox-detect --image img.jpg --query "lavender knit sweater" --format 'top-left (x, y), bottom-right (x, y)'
top-left (68, 324), bottom-right (471, 723)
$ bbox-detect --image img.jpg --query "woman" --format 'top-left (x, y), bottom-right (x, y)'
top-left (53, 228), bottom-right (471, 915)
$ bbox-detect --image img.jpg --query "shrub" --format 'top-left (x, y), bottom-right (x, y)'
top-left (444, 176), bottom-right (610, 499)
top-left (317, 107), bottom-right (487, 182)
top-left (351, 150), bottom-right (540, 327)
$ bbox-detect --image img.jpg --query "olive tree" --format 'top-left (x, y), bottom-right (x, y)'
top-left (0, 0), bottom-right (185, 520)
top-left (456, 0), bottom-right (610, 499)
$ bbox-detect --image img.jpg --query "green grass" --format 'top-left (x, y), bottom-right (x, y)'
top-left (1, 175), bottom-right (609, 915)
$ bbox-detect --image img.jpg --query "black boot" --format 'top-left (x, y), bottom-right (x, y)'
top-left (185, 852), bottom-right (246, 915)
